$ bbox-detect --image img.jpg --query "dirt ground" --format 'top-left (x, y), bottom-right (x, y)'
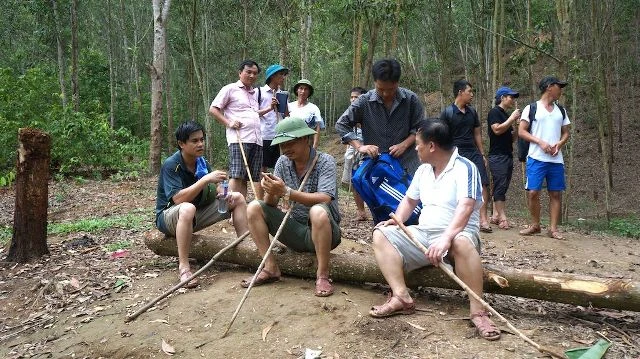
top-left (1, 171), bottom-right (639, 358)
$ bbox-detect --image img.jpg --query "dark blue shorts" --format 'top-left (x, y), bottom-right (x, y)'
top-left (262, 139), bottom-right (280, 169)
top-left (525, 157), bottom-right (566, 191)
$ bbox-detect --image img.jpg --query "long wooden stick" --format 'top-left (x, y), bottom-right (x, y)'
top-left (388, 213), bottom-right (566, 359)
top-left (236, 129), bottom-right (258, 198)
top-left (222, 153), bottom-right (320, 338)
top-left (124, 231), bottom-right (250, 323)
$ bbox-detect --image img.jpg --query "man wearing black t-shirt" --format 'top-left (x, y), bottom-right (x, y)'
top-left (440, 79), bottom-right (491, 232)
top-left (487, 86), bottom-right (521, 230)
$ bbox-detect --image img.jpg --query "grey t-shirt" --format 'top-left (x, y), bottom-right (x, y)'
top-left (274, 149), bottom-right (341, 224)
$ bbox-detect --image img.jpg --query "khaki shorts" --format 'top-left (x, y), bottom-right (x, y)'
top-left (161, 201), bottom-right (231, 236)
top-left (375, 225), bottom-right (480, 272)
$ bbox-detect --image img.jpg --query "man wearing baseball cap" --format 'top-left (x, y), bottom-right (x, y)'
top-left (487, 86), bottom-right (521, 230)
top-left (518, 76), bottom-right (571, 240)
top-left (258, 64), bottom-right (289, 175)
top-left (242, 117), bottom-right (342, 297)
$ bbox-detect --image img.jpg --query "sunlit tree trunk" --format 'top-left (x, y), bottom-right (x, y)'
top-left (149, 0), bottom-right (171, 173)
top-left (299, 0), bottom-right (312, 79)
top-left (51, 0), bottom-right (67, 110)
top-left (242, 0), bottom-right (248, 59)
top-left (165, 39), bottom-right (174, 151)
top-left (362, 19), bottom-right (379, 88)
top-left (71, 0), bottom-right (79, 112)
top-left (353, 17), bottom-right (363, 87)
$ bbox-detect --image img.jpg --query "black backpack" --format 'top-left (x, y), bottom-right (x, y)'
top-left (517, 102), bottom-right (567, 162)
top-left (443, 104), bottom-right (478, 128)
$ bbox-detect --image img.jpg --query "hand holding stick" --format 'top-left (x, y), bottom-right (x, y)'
top-left (388, 213), bottom-right (566, 359)
top-left (235, 129), bottom-right (258, 197)
top-left (222, 154), bottom-right (321, 338)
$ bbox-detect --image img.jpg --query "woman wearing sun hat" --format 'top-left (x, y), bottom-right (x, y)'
top-left (288, 79), bottom-right (324, 149)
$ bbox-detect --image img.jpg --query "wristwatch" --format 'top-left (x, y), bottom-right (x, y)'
top-left (283, 186), bottom-right (292, 202)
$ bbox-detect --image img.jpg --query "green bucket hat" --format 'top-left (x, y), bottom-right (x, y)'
top-left (271, 117), bottom-right (317, 146)
top-left (292, 79), bottom-right (314, 98)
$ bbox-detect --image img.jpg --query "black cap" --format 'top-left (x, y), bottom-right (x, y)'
top-left (539, 76), bottom-right (568, 93)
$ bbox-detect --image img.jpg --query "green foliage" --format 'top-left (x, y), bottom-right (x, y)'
top-left (0, 66), bottom-right (149, 177)
top-left (48, 213), bottom-right (150, 236)
top-left (0, 225), bottom-right (11, 247)
top-left (0, 169), bottom-right (16, 187)
top-left (609, 217), bottom-right (640, 239)
top-left (104, 240), bottom-right (132, 252)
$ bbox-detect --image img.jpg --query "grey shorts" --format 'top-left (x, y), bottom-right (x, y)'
top-left (160, 201), bottom-right (230, 236)
top-left (375, 225), bottom-right (480, 272)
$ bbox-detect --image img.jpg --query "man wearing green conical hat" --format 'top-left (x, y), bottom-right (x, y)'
top-left (241, 117), bottom-right (341, 297)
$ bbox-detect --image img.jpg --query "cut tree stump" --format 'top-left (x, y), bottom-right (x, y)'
top-left (145, 230), bottom-right (640, 312)
top-left (7, 128), bottom-right (51, 262)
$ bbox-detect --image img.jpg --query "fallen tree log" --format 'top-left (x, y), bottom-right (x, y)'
top-left (145, 230), bottom-right (640, 312)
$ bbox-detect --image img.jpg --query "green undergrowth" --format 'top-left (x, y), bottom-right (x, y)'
top-left (566, 215), bottom-right (640, 239)
top-left (0, 225), bottom-right (11, 247)
top-left (48, 212), bottom-right (150, 236)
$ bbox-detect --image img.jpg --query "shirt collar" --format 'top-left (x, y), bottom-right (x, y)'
top-left (235, 80), bottom-right (255, 93)
top-left (442, 147), bottom-right (460, 174)
top-left (369, 87), bottom-right (406, 103)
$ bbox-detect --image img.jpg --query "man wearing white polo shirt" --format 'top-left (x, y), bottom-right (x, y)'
top-left (369, 118), bottom-right (500, 341)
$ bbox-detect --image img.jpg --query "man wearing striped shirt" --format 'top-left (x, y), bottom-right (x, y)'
top-left (368, 119), bottom-right (500, 341)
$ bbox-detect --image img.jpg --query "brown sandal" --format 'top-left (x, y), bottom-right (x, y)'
top-left (314, 277), bottom-right (334, 297)
top-left (547, 230), bottom-right (565, 240)
top-left (240, 269), bottom-right (280, 288)
top-left (519, 225), bottom-right (541, 236)
top-left (369, 293), bottom-right (415, 318)
top-left (179, 269), bottom-right (199, 289)
top-left (470, 311), bottom-right (501, 341)
top-left (498, 219), bottom-right (511, 230)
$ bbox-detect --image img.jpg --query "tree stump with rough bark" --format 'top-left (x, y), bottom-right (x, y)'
top-left (7, 128), bottom-right (51, 262)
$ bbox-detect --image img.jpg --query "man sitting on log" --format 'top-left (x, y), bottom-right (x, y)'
top-left (242, 117), bottom-right (341, 297)
top-left (370, 118), bottom-right (501, 341)
top-left (155, 121), bottom-right (249, 288)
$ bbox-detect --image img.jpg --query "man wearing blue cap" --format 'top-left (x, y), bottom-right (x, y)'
top-left (258, 64), bottom-right (289, 176)
top-left (518, 76), bottom-right (571, 240)
top-left (487, 86), bottom-right (521, 230)
top-left (242, 117), bottom-right (341, 297)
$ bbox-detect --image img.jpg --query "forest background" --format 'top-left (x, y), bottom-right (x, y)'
top-left (1, 0), bottom-right (639, 238)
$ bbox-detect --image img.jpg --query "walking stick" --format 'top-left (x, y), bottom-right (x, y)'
top-left (222, 153), bottom-right (320, 338)
top-left (388, 213), bottom-right (566, 359)
top-left (236, 129), bottom-right (258, 198)
top-left (124, 231), bottom-right (250, 323)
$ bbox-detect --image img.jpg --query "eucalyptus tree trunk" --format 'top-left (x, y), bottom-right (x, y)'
top-left (242, 0), bottom-right (249, 59)
top-left (390, 0), bottom-right (400, 57)
top-left (164, 39), bottom-right (174, 151)
top-left (50, 0), bottom-right (67, 110)
top-left (353, 18), bottom-right (364, 87)
top-left (362, 20), bottom-right (379, 88)
top-left (299, 0), bottom-right (312, 79)
top-left (107, 0), bottom-right (116, 128)
top-left (490, 0), bottom-right (500, 91)
top-left (149, 0), bottom-right (171, 173)
top-left (71, 0), bottom-right (79, 112)
top-left (590, 0), bottom-right (611, 222)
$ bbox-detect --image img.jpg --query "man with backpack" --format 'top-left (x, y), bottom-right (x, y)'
top-left (518, 76), bottom-right (571, 239)
top-left (335, 58), bottom-right (424, 177)
top-left (440, 79), bottom-right (492, 233)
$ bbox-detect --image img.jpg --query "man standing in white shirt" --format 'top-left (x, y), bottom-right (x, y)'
top-left (518, 76), bottom-right (571, 240)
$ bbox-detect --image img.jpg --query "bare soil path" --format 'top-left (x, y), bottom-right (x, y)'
top-left (1, 175), bottom-right (639, 359)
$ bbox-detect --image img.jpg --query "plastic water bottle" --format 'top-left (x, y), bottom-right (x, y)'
top-left (218, 180), bottom-right (228, 213)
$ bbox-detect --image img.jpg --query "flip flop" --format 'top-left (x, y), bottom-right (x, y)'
top-left (519, 225), bottom-right (541, 236)
top-left (470, 311), bottom-right (501, 341)
top-left (369, 294), bottom-right (415, 318)
top-left (498, 219), bottom-right (511, 230)
top-left (547, 230), bottom-right (565, 240)
top-left (240, 269), bottom-right (280, 288)
top-left (480, 224), bottom-right (493, 233)
top-left (489, 217), bottom-right (500, 225)
top-left (314, 277), bottom-right (334, 297)
top-left (179, 269), bottom-right (199, 289)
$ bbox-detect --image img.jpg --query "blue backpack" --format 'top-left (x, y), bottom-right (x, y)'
top-left (352, 153), bottom-right (421, 225)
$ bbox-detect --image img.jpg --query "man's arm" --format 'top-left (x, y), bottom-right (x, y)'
top-left (171, 170), bottom-right (228, 204)
top-left (518, 120), bottom-right (551, 153)
top-left (490, 109), bottom-right (521, 136)
top-left (551, 124), bottom-right (571, 156)
top-left (389, 133), bottom-right (416, 158)
top-left (426, 197), bottom-right (476, 264)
